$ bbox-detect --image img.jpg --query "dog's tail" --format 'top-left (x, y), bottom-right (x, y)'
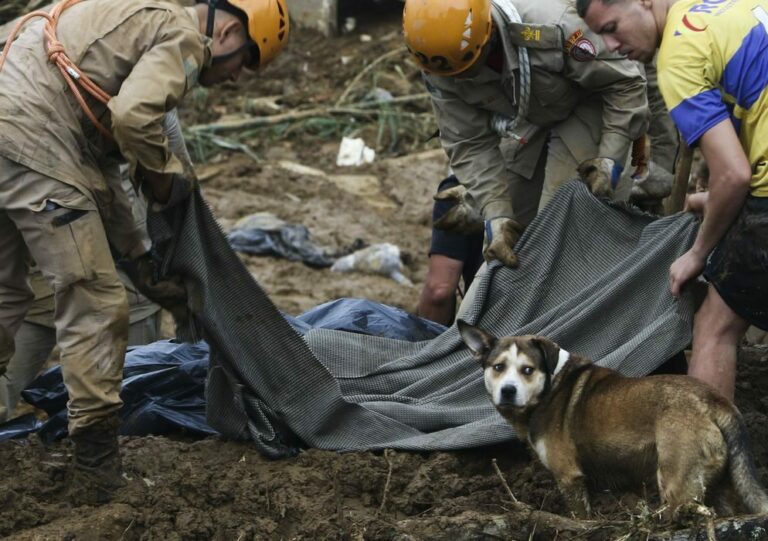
top-left (716, 407), bottom-right (768, 514)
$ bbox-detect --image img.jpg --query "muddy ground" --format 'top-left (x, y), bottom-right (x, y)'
top-left (2, 3), bottom-right (768, 540)
top-left (1, 346), bottom-right (767, 540)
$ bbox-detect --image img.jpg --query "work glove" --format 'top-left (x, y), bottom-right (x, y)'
top-left (483, 217), bottom-right (524, 268)
top-left (140, 170), bottom-right (197, 211)
top-left (576, 158), bottom-right (623, 199)
top-left (629, 160), bottom-right (674, 201)
top-left (432, 184), bottom-right (484, 234)
top-left (120, 252), bottom-right (188, 320)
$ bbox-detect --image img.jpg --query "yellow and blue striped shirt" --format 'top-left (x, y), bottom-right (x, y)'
top-left (658, 0), bottom-right (768, 196)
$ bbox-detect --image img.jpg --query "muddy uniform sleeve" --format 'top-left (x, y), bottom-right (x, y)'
top-left (559, 11), bottom-right (648, 163)
top-left (425, 77), bottom-right (514, 221)
top-left (102, 109), bottom-right (191, 259)
top-left (100, 158), bottom-right (151, 259)
top-left (108, 11), bottom-right (206, 178)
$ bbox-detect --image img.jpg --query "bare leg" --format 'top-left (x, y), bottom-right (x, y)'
top-left (416, 255), bottom-right (464, 326)
top-left (688, 284), bottom-right (750, 400)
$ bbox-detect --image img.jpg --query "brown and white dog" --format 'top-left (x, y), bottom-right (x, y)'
top-left (458, 320), bottom-right (768, 518)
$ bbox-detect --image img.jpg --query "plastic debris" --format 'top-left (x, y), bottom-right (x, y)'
top-left (330, 243), bottom-right (412, 285)
top-left (363, 87), bottom-right (394, 105)
top-left (227, 212), bottom-right (335, 268)
top-left (336, 137), bottom-right (375, 167)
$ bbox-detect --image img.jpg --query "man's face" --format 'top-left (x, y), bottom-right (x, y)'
top-left (198, 21), bottom-right (251, 87)
top-left (198, 49), bottom-right (249, 87)
top-left (583, 0), bottom-right (660, 63)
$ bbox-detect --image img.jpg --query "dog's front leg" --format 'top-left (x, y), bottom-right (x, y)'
top-left (558, 474), bottom-right (591, 519)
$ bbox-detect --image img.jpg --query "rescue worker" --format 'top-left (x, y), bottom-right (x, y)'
top-left (0, 143), bottom-right (190, 423)
top-left (0, 0), bottom-right (289, 503)
top-left (403, 0), bottom-right (649, 269)
top-left (407, 0), bottom-right (648, 323)
top-left (578, 0), bottom-right (768, 399)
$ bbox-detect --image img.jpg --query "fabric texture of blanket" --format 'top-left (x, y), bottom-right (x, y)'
top-left (148, 181), bottom-right (699, 458)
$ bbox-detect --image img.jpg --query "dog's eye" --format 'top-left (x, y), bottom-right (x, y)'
top-left (521, 366), bottom-right (534, 376)
top-left (492, 363), bottom-right (504, 372)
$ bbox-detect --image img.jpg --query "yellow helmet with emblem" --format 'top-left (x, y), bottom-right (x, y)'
top-left (201, 0), bottom-right (289, 69)
top-left (403, 0), bottom-right (493, 76)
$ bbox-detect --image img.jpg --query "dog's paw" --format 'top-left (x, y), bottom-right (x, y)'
top-left (673, 501), bottom-right (715, 525)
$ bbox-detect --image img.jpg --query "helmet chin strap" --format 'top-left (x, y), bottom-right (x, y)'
top-left (204, 0), bottom-right (246, 66)
top-left (206, 0), bottom-right (217, 38)
top-left (202, 0), bottom-right (254, 67)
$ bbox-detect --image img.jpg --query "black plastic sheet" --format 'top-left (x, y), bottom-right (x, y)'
top-left (228, 222), bottom-right (335, 268)
top-left (11, 341), bottom-right (215, 444)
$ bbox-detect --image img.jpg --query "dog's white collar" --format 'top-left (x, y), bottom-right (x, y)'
top-left (553, 349), bottom-right (569, 375)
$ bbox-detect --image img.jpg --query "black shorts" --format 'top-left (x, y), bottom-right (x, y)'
top-left (704, 195), bottom-right (768, 330)
top-left (430, 175), bottom-right (484, 288)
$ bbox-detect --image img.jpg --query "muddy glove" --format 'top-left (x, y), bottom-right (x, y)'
top-left (576, 158), bottom-right (623, 198)
top-left (432, 184), bottom-right (484, 234)
top-left (483, 217), bottom-right (524, 268)
top-left (629, 160), bottom-right (674, 201)
top-left (139, 168), bottom-right (196, 211)
top-left (120, 252), bottom-right (188, 320)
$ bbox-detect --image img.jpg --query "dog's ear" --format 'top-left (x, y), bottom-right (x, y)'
top-left (457, 320), bottom-right (496, 358)
top-left (531, 336), bottom-right (561, 374)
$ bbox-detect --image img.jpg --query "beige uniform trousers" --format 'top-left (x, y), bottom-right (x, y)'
top-left (0, 314), bottom-right (158, 423)
top-left (0, 156), bottom-right (128, 434)
top-left (0, 267), bottom-right (160, 423)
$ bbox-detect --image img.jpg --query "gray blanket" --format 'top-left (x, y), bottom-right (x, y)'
top-left (149, 181), bottom-right (698, 458)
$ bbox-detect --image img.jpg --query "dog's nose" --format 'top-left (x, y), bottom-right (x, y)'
top-left (500, 385), bottom-right (517, 404)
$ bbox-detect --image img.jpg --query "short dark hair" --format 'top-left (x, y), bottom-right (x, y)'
top-left (575, 0), bottom-right (592, 18)
top-left (575, 0), bottom-right (626, 18)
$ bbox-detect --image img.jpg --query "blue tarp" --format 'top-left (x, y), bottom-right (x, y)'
top-left (0, 299), bottom-right (446, 443)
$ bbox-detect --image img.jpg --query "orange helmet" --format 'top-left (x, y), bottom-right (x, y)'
top-left (202, 0), bottom-right (289, 69)
top-left (403, 0), bottom-right (493, 76)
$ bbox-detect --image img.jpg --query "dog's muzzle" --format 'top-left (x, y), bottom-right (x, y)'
top-left (498, 385), bottom-right (517, 406)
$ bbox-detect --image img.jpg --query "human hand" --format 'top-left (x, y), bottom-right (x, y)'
top-left (683, 192), bottom-right (708, 216)
top-left (482, 217), bottom-right (524, 267)
top-left (140, 169), bottom-right (197, 210)
top-left (432, 184), bottom-right (484, 234)
top-left (630, 162), bottom-right (648, 181)
top-left (630, 161), bottom-right (674, 201)
top-left (576, 158), bottom-right (622, 198)
top-left (121, 252), bottom-right (188, 316)
top-left (669, 249), bottom-right (706, 297)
